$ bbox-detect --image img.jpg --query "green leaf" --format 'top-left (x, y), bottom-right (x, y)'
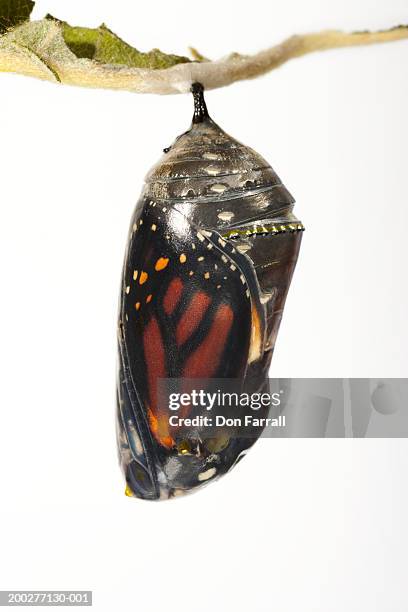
top-left (0, 0), bottom-right (34, 33)
top-left (46, 15), bottom-right (190, 69)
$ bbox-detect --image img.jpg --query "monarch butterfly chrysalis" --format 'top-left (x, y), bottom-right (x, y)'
top-left (116, 83), bottom-right (303, 500)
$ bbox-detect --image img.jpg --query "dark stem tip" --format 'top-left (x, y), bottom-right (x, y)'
top-left (191, 82), bottom-right (209, 124)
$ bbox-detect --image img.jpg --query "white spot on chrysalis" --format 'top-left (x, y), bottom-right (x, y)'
top-left (127, 420), bottom-right (143, 456)
top-left (198, 467), bottom-right (217, 481)
top-left (260, 292), bottom-right (274, 304)
top-left (211, 184), bottom-right (228, 194)
top-left (203, 152), bottom-right (220, 161)
top-left (218, 211), bottom-right (235, 222)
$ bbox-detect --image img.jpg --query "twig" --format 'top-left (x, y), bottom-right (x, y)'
top-left (0, 21), bottom-right (407, 94)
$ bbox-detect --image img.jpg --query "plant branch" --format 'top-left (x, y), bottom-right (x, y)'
top-left (0, 20), bottom-right (407, 94)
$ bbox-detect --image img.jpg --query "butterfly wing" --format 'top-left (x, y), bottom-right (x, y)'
top-left (117, 198), bottom-right (266, 499)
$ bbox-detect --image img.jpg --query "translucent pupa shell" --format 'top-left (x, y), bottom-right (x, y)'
top-left (116, 84), bottom-right (303, 500)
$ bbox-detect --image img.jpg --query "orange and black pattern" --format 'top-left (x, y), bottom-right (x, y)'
top-left (116, 84), bottom-right (302, 500)
top-left (117, 200), bottom-right (265, 499)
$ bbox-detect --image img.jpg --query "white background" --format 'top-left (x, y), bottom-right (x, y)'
top-left (0, 1), bottom-right (407, 610)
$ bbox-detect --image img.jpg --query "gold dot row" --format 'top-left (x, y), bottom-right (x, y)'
top-left (222, 222), bottom-right (305, 240)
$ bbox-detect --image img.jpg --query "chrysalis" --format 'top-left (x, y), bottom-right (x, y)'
top-left (116, 84), bottom-right (303, 500)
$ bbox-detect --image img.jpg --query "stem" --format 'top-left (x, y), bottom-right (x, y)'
top-left (191, 82), bottom-right (209, 123)
top-left (0, 22), bottom-right (407, 94)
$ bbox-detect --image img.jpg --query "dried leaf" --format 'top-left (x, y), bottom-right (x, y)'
top-left (0, 15), bottom-right (407, 94)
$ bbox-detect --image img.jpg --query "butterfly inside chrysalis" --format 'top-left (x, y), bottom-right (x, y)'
top-left (116, 83), bottom-right (303, 500)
